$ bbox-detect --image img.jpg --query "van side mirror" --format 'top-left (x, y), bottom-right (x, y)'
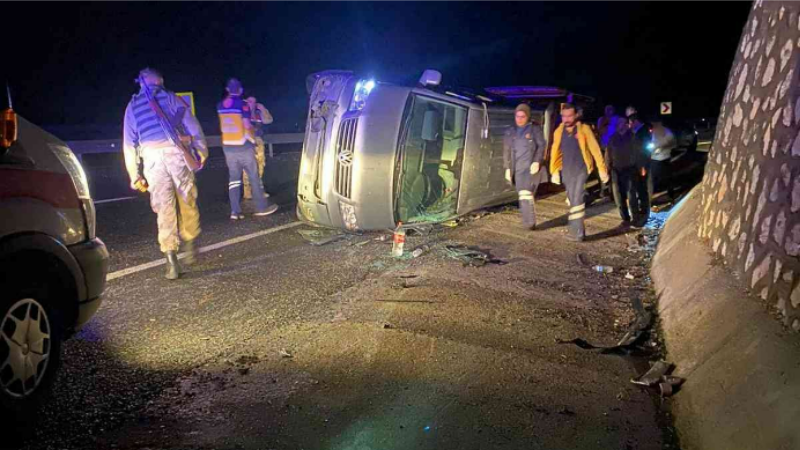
top-left (1, 108), bottom-right (18, 154)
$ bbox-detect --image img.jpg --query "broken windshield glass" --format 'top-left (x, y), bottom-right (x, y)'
top-left (396, 95), bottom-right (467, 224)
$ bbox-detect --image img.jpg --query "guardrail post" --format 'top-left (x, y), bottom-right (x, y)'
top-left (269, 142), bottom-right (274, 158)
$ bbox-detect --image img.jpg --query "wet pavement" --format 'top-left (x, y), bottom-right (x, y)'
top-left (5, 153), bottom-right (683, 450)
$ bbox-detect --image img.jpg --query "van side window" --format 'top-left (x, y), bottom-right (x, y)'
top-left (487, 112), bottom-right (514, 159)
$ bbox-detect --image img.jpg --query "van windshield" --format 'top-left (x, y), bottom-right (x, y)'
top-left (396, 95), bottom-right (467, 223)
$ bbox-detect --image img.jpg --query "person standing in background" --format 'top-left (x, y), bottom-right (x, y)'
top-left (503, 103), bottom-right (547, 230)
top-left (549, 104), bottom-right (610, 242)
top-left (217, 78), bottom-right (278, 220)
top-left (243, 96), bottom-right (273, 200)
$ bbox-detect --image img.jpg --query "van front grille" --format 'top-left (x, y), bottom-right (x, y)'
top-left (334, 118), bottom-right (357, 199)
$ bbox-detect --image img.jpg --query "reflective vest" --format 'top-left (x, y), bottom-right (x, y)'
top-left (217, 95), bottom-right (252, 146)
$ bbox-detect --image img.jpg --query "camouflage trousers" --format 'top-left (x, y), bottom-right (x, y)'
top-left (142, 147), bottom-right (201, 253)
top-left (243, 137), bottom-right (266, 199)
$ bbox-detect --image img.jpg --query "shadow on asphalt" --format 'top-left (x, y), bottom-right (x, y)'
top-left (585, 225), bottom-right (640, 242)
top-left (2, 329), bottom-right (182, 450)
top-left (534, 199), bottom-right (616, 232)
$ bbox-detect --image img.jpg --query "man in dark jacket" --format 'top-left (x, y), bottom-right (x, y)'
top-left (607, 115), bottom-right (650, 227)
top-left (503, 103), bottom-right (547, 230)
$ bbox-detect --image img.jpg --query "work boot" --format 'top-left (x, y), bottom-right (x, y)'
top-left (183, 240), bottom-right (198, 266)
top-left (165, 251), bottom-right (181, 280)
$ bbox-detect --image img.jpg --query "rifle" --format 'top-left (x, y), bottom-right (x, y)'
top-left (138, 76), bottom-right (202, 172)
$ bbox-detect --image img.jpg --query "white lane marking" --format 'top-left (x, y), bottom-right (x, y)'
top-left (94, 196), bottom-right (137, 205)
top-left (107, 221), bottom-right (303, 281)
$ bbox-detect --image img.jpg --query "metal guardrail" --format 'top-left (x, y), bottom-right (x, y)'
top-left (66, 133), bottom-right (305, 161)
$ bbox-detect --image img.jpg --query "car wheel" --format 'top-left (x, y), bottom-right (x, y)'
top-left (0, 286), bottom-right (63, 418)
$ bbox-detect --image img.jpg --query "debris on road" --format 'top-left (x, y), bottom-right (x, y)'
top-left (298, 229), bottom-right (348, 246)
top-left (382, 322), bottom-right (394, 329)
top-left (651, 203), bottom-right (674, 213)
top-left (576, 253), bottom-right (589, 266)
top-left (631, 361), bottom-right (672, 387)
top-left (395, 274), bottom-right (421, 289)
top-left (405, 224), bottom-right (434, 236)
top-left (412, 244), bottom-right (431, 258)
top-left (662, 375), bottom-right (684, 387)
top-left (558, 297), bottom-right (653, 355)
top-left (443, 244), bottom-right (506, 267)
top-left (279, 349), bottom-right (294, 359)
top-left (625, 272), bottom-right (635, 280)
top-left (555, 338), bottom-right (599, 350)
top-left (441, 220), bottom-right (459, 228)
top-left (594, 265), bottom-right (614, 274)
top-left (615, 298), bottom-right (652, 346)
top-left (468, 210), bottom-right (489, 221)
top-left (658, 375), bottom-right (686, 397)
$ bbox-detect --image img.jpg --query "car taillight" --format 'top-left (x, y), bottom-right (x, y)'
top-left (1, 108), bottom-right (17, 148)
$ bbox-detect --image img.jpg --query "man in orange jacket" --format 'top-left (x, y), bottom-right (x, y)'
top-left (549, 103), bottom-right (610, 242)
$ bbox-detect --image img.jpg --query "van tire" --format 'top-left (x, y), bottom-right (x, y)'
top-left (0, 280), bottom-right (64, 423)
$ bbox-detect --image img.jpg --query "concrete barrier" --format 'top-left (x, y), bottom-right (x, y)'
top-left (651, 186), bottom-right (800, 450)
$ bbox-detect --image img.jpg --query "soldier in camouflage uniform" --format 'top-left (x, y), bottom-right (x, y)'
top-left (123, 68), bottom-right (208, 280)
top-left (242, 96), bottom-right (273, 200)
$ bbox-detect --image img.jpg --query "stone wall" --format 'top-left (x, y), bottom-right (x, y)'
top-left (700, 0), bottom-right (800, 331)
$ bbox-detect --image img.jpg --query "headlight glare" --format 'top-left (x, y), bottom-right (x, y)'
top-left (349, 79), bottom-right (376, 111)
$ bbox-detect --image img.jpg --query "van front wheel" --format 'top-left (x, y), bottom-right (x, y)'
top-left (0, 286), bottom-right (63, 419)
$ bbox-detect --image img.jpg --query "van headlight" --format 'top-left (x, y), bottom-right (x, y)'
top-left (49, 144), bottom-right (91, 200)
top-left (50, 144), bottom-right (95, 238)
top-left (349, 79), bottom-right (376, 111)
top-left (339, 201), bottom-right (358, 231)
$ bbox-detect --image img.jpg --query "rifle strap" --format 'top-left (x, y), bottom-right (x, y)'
top-left (145, 90), bottom-right (180, 148)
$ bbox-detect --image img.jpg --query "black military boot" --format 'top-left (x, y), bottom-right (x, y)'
top-left (165, 251), bottom-right (181, 280)
top-left (183, 240), bottom-right (197, 265)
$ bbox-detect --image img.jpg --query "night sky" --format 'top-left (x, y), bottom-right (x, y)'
top-left (4, 2), bottom-right (752, 138)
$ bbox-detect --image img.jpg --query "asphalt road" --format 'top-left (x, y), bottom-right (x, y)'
top-left (6, 153), bottom-right (682, 450)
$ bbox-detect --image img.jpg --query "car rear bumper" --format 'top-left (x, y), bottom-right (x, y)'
top-left (69, 237), bottom-right (109, 328)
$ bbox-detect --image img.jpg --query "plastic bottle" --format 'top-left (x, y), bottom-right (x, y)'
top-left (392, 222), bottom-right (405, 257)
top-left (412, 244), bottom-right (430, 258)
top-left (594, 265), bottom-right (614, 274)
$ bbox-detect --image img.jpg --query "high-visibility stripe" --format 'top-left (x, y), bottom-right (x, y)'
top-left (518, 191), bottom-right (534, 200)
top-left (568, 212), bottom-right (586, 220)
top-left (569, 203), bottom-right (586, 213)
